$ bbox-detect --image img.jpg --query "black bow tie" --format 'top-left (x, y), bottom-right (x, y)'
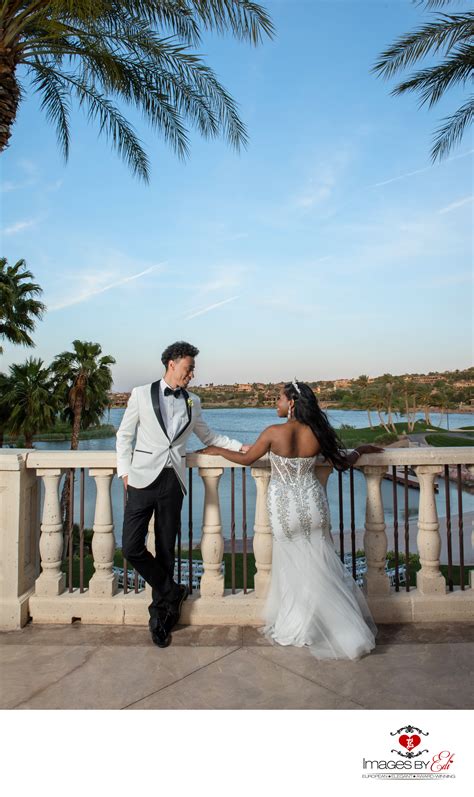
top-left (164, 386), bottom-right (182, 398)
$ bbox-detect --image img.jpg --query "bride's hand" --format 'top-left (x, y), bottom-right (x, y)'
top-left (355, 444), bottom-right (385, 455)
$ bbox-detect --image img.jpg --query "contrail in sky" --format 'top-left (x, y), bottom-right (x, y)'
top-left (370, 148), bottom-right (474, 188)
top-left (438, 195), bottom-right (473, 214)
top-left (184, 295), bottom-right (239, 320)
top-left (49, 263), bottom-right (166, 310)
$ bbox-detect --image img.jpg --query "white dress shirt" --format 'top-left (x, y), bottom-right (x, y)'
top-left (160, 379), bottom-right (188, 465)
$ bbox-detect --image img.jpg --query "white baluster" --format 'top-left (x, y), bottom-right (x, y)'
top-left (251, 467), bottom-right (272, 598)
top-left (361, 465), bottom-right (391, 595)
top-left (89, 469), bottom-right (117, 596)
top-left (199, 467), bottom-right (224, 597)
top-left (414, 465), bottom-right (446, 594)
top-left (35, 469), bottom-right (66, 596)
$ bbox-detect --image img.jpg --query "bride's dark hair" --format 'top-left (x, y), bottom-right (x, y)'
top-left (283, 381), bottom-right (351, 471)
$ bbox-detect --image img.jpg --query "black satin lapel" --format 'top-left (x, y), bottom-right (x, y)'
top-left (150, 380), bottom-right (169, 440)
top-left (172, 387), bottom-right (192, 442)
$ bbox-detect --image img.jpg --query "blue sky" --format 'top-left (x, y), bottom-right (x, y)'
top-left (1, 0), bottom-right (472, 391)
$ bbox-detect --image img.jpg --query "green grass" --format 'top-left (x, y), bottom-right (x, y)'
top-left (5, 423), bottom-right (116, 445)
top-left (62, 548), bottom-right (256, 591)
top-left (61, 547), bottom-right (471, 590)
top-left (425, 433), bottom-right (474, 448)
top-left (337, 420), bottom-right (443, 448)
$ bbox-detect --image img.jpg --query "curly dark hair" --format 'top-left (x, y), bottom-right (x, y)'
top-left (161, 341), bottom-right (199, 367)
top-left (283, 381), bottom-right (351, 471)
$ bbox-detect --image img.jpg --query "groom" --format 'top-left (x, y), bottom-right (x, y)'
top-left (116, 341), bottom-right (245, 648)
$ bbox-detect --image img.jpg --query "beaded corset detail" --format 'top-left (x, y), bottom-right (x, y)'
top-left (267, 452), bottom-right (330, 540)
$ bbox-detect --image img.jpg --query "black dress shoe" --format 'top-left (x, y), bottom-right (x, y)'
top-left (150, 618), bottom-right (171, 648)
top-left (164, 584), bottom-right (189, 633)
top-left (171, 584), bottom-right (189, 623)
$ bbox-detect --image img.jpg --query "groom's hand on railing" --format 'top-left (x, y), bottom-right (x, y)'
top-left (240, 445), bottom-right (251, 453)
top-left (196, 446), bottom-right (220, 455)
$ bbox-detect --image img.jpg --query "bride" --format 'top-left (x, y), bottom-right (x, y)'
top-left (199, 379), bottom-right (381, 661)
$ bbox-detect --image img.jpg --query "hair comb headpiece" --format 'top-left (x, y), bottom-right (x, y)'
top-left (292, 378), bottom-right (301, 395)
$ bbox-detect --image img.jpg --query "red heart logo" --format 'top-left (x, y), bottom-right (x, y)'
top-left (399, 734), bottom-right (421, 750)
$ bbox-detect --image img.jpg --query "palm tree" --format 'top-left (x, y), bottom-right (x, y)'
top-left (0, 1), bottom-right (274, 180)
top-left (0, 258), bottom-right (45, 353)
top-left (3, 358), bottom-right (57, 447)
top-left (0, 371), bottom-right (11, 447)
top-left (52, 340), bottom-right (116, 450)
top-left (373, 0), bottom-right (474, 160)
top-left (402, 382), bottom-right (417, 433)
top-left (380, 374), bottom-right (398, 433)
top-left (415, 384), bottom-right (435, 425)
top-left (354, 375), bottom-right (374, 428)
top-left (52, 340), bottom-right (115, 524)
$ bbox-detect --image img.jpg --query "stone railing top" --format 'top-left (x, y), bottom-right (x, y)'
top-left (19, 446), bottom-right (474, 471)
top-left (0, 450), bottom-right (32, 470)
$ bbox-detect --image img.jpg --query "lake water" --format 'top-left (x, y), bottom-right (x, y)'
top-left (32, 407), bottom-right (474, 547)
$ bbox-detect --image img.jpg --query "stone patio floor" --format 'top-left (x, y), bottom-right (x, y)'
top-left (1, 621), bottom-right (473, 710)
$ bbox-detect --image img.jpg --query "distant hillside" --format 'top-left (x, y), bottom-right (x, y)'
top-left (108, 367), bottom-right (474, 410)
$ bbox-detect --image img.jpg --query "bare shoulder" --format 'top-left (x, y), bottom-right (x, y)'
top-left (263, 424), bottom-right (286, 440)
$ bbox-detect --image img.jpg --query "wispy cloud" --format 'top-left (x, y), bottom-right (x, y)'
top-left (438, 195), bottom-right (473, 215)
top-left (1, 180), bottom-right (23, 193)
top-left (184, 295), bottom-right (239, 320)
top-left (431, 271), bottom-right (472, 286)
top-left (188, 263), bottom-right (248, 299)
top-left (2, 218), bottom-right (38, 235)
top-left (49, 262), bottom-right (166, 311)
top-left (2, 159), bottom-right (41, 193)
top-left (293, 153), bottom-right (350, 210)
top-left (370, 148), bottom-right (474, 188)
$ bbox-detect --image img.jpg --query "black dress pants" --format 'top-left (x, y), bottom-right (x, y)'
top-left (121, 468), bottom-right (184, 622)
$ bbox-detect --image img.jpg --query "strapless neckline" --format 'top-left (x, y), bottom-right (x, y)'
top-left (270, 452), bottom-right (318, 461)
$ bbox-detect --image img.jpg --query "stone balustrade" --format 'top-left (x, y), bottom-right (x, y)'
top-left (0, 447), bottom-right (473, 630)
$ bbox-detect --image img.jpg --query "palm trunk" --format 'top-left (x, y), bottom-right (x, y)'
top-left (366, 409), bottom-right (373, 430)
top-left (387, 403), bottom-right (397, 434)
top-left (0, 49), bottom-right (20, 153)
top-left (424, 406), bottom-right (432, 426)
top-left (376, 408), bottom-right (392, 435)
top-left (25, 433), bottom-right (33, 448)
top-left (404, 392), bottom-right (410, 433)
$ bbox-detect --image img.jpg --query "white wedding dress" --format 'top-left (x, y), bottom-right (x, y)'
top-left (263, 452), bottom-right (377, 660)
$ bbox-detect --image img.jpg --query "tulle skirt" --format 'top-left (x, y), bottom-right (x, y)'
top-left (262, 532), bottom-right (378, 661)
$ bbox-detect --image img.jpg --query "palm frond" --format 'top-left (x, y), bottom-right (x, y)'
top-left (392, 44), bottom-right (474, 107)
top-left (431, 94), bottom-right (474, 160)
top-left (30, 60), bottom-right (70, 159)
top-left (4, 0), bottom-right (273, 175)
top-left (416, 1), bottom-right (465, 8)
top-left (185, 0), bottom-right (275, 45)
top-left (40, 66), bottom-right (150, 180)
top-left (373, 13), bottom-right (474, 78)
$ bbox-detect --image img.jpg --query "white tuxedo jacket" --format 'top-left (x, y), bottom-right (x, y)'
top-left (116, 380), bottom-right (242, 492)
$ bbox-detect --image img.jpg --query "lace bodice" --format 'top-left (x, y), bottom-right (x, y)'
top-left (269, 451), bottom-right (318, 484)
